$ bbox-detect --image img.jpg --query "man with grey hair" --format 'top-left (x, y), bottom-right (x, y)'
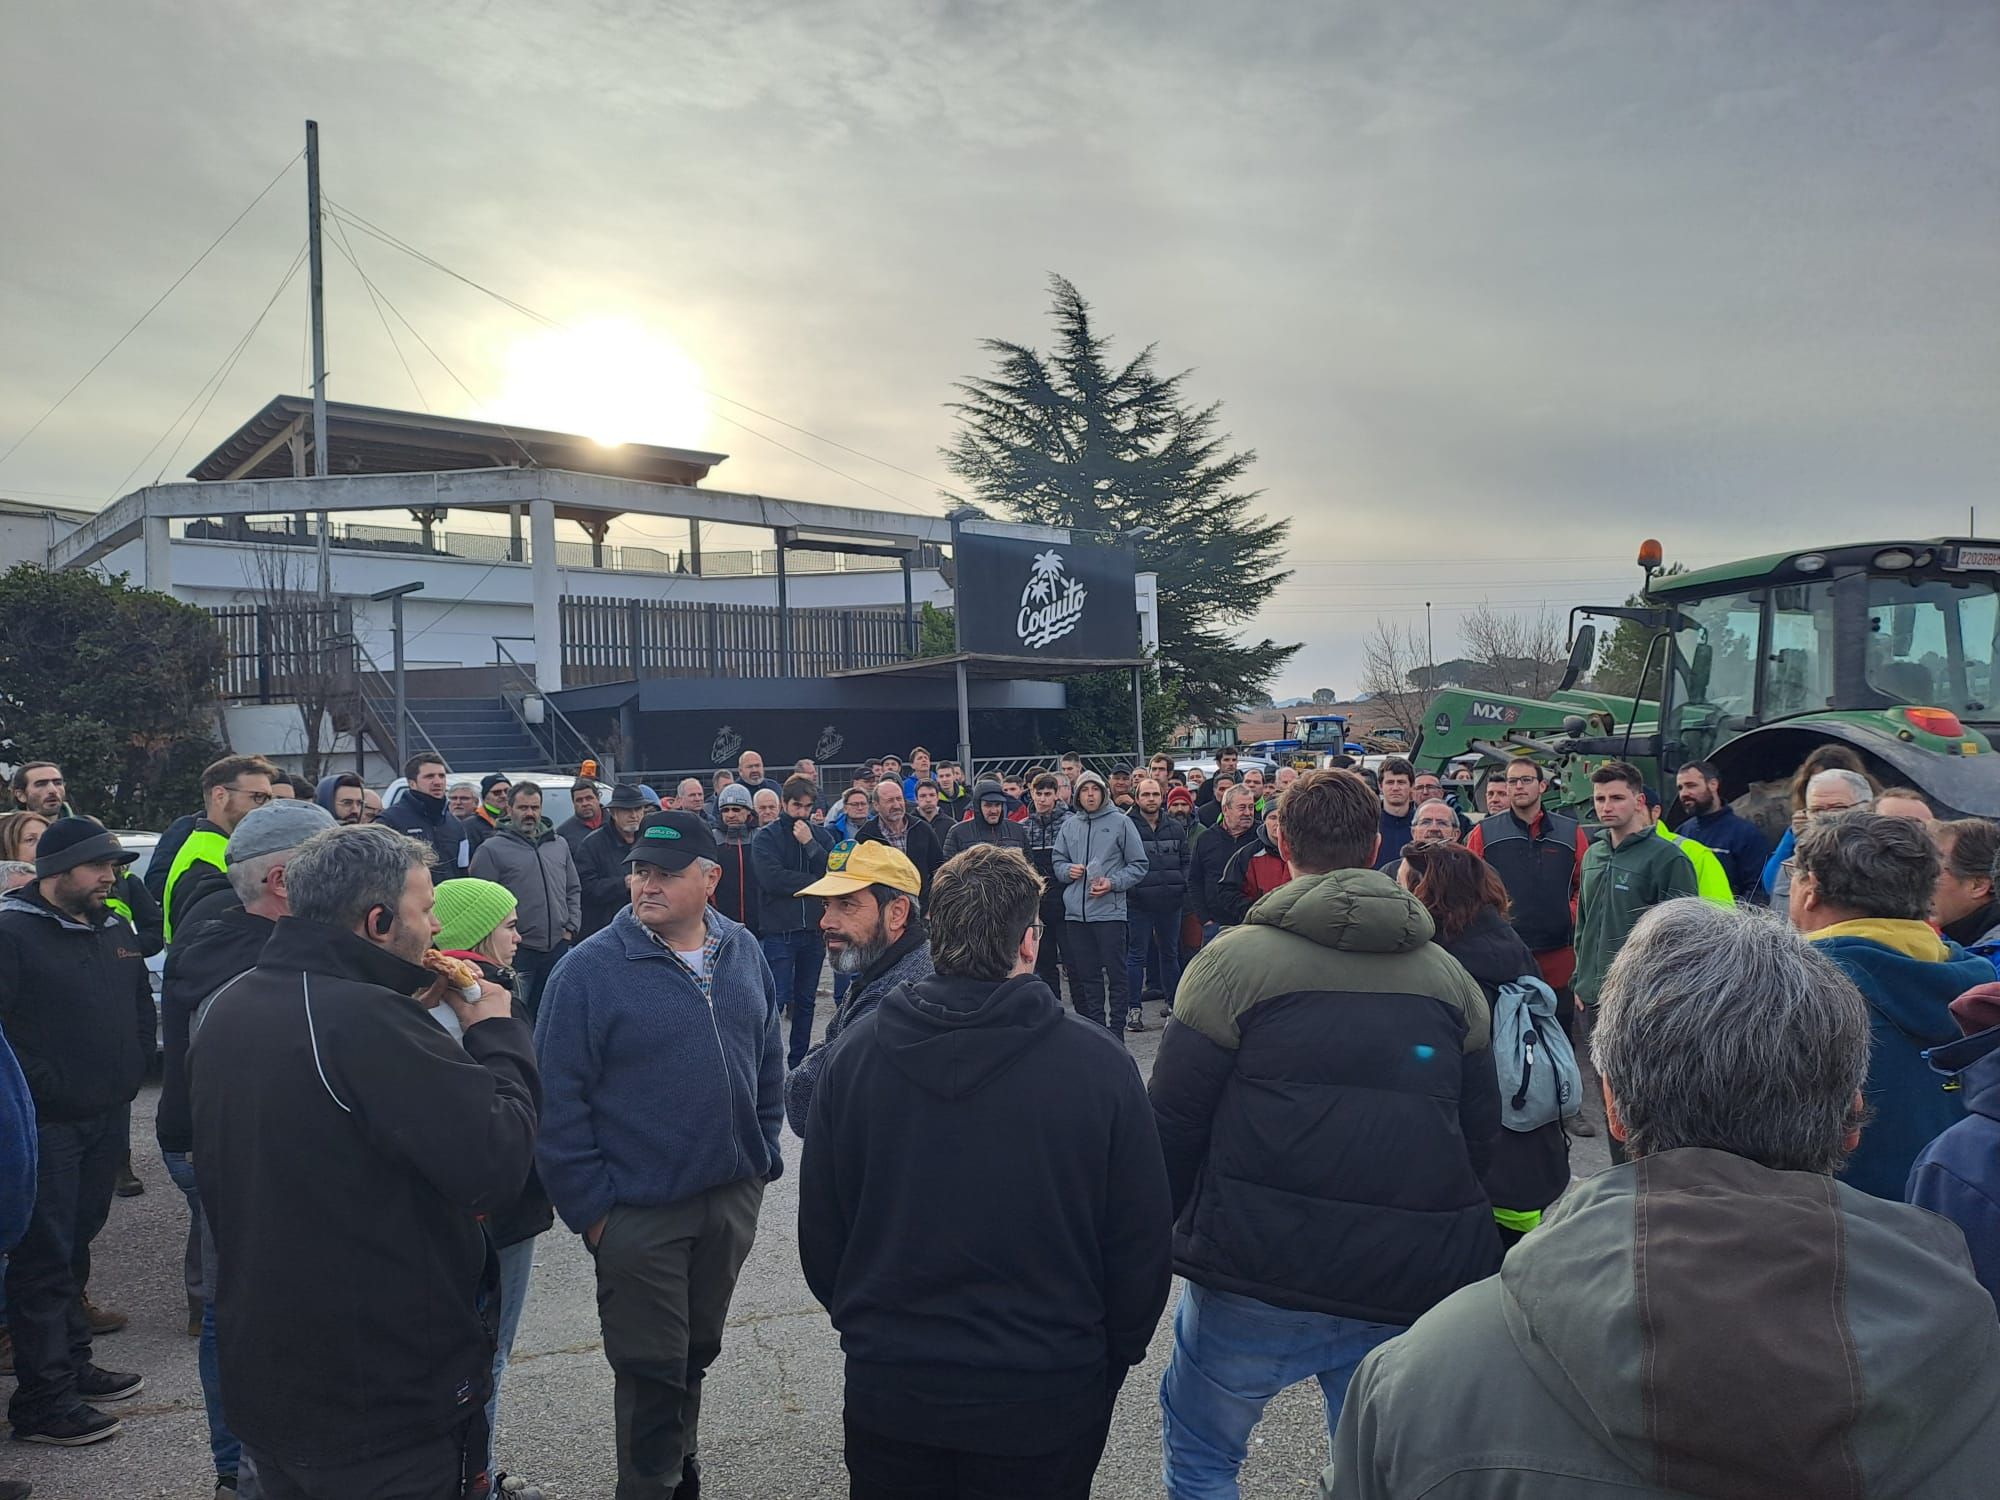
top-left (536, 810), bottom-right (783, 1499)
top-left (190, 823), bottom-right (538, 1498)
top-left (157, 798), bottom-right (332, 1494)
top-left (1770, 766), bottom-right (1875, 902)
top-left (1327, 900), bottom-right (2000, 1499)
top-left (1791, 810), bottom-right (1994, 1199)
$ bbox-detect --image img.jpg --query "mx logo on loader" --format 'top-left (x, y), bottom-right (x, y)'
top-left (1467, 700), bottom-right (1522, 726)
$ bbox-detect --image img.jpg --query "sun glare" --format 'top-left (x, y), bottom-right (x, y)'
top-left (489, 317), bottom-right (710, 449)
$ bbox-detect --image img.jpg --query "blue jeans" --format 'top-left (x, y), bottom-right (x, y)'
top-left (1159, 1284), bottom-right (1400, 1499)
top-left (486, 1236), bottom-right (539, 1473)
top-left (1126, 906), bottom-right (1183, 1013)
top-left (163, 1149), bottom-right (243, 1482)
top-left (762, 929), bottom-right (825, 1067)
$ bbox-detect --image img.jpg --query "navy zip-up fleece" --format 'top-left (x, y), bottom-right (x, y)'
top-left (534, 905), bottom-right (785, 1233)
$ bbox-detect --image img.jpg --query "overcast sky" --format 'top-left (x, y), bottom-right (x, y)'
top-left (3, 1), bottom-right (1995, 699)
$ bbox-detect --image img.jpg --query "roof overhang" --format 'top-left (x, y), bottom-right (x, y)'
top-left (51, 467), bottom-right (956, 573)
top-left (831, 651), bottom-right (1151, 680)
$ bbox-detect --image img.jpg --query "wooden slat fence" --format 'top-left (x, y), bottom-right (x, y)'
top-left (562, 595), bottom-right (913, 684)
top-left (207, 603), bottom-right (354, 702)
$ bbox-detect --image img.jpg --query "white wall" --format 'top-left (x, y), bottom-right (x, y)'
top-left (95, 535), bottom-right (950, 672)
top-left (0, 505), bottom-right (85, 572)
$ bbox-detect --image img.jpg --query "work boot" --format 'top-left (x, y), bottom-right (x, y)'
top-left (187, 1293), bottom-right (204, 1339)
top-left (1566, 1114), bottom-right (1598, 1139)
top-left (79, 1295), bottom-right (127, 1336)
top-left (113, 1155), bottom-right (143, 1198)
top-left (1125, 1005), bottom-right (1147, 1033)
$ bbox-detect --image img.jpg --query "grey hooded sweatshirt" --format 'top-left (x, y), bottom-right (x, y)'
top-left (1325, 1146), bottom-right (2000, 1499)
top-left (1051, 772), bottom-right (1148, 924)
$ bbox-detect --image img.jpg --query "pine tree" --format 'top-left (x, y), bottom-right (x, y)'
top-left (943, 276), bottom-right (1298, 725)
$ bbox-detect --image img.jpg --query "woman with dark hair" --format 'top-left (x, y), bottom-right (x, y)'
top-left (1399, 841), bottom-right (1569, 1248)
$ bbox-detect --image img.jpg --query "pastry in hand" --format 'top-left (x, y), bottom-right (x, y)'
top-left (421, 949), bottom-right (483, 999)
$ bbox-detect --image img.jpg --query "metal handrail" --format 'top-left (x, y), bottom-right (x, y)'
top-left (326, 632), bottom-right (444, 764)
top-left (493, 637), bottom-right (600, 771)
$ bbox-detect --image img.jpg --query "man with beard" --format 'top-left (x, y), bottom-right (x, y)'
top-left (470, 781), bottom-right (581, 1020)
top-left (555, 779), bottom-right (605, 857)
top-left (799, 845), bottom-right (1171, 1498)
top-left (783, 841), bottom-right (933, 1137)
top-left (1672, 759), bottom-right (1768, 898)
top-left (0, 820), bottom-right (151, 1447)
top-left (1052, 772), bottom-right (1149, 1039)
top-left (191, 825), bottom-right (537, 1496)
top-left (577, 784), bottom-right (648, 936)
top-left (313, 772), bottom-right (367, 826)
top-left (856, 778), bottom-right (942, 902)
top-left (941, 780), bottom-right (1031, 859)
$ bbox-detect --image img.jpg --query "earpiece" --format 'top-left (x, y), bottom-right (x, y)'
top-left (370, 906), bottom-right (393, 938)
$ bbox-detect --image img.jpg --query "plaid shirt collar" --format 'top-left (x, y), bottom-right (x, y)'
top-left (640, 909), bottom-right (724, 1002)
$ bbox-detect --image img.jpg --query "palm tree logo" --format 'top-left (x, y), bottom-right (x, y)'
top-left (1017, 548), bottom-right (1088, 648)
top-left (1027, 549), bottom-right (1063, 604)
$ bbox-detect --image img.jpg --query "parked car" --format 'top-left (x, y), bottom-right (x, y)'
top-left (1174, 754), bottom-right (1280, 780)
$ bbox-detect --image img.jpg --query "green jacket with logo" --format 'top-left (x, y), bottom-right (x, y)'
top-left (1573, 825), bottom-right (1699, 1006)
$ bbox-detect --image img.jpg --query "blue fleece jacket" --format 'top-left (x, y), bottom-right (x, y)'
top-left (1812, 931), bottom-right (1992, 1199)
top-left (0, 1020), bottom-right (34, 1253)
top-left (533, 905), bottom-right (784, 1233)
top-left (1908, 1025), bottom-right (2000, 1312)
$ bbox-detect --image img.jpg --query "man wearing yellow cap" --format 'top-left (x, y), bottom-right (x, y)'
top-left (784, 841), bottom-right (934, 1138)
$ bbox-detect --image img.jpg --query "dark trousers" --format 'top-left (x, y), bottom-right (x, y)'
top-left (592, 1177), bottom-right (764, 1500)
top-left (5, 1108), bottom-right (122, 1426)
top-left (515, 939), bottom-right (571, 1024)
top-left (761, 929), bottom-right (825, 1067)
top-left (1580, 1001), bottom-right (1626, 1164)
top-left (246, 1421), bottom-right (472, 1500)
top-left (1125, 905), bottom-right (1183, 1013)
top-left (1064, 920), bottom-right (1130, 1041)
top-left (1034, 897), bottom-right (1067, 1000)
top-left (843, 1404), bottom-right (1116, 1500)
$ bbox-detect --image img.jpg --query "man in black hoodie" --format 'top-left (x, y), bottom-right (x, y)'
top-left (190, 824), bottom-right (539, 1498)
top-left (939, 778), bottom-right (1031, 859)
top-left (800, 844), bottom-right (1172, 1498)
top-left (0, 820), bottom-right (152, 1447)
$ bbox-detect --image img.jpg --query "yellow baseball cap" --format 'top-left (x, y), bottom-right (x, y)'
top-left (799, 839), bottom-right (922, 898)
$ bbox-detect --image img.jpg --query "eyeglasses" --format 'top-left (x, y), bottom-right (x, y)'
top-left (224, 784), bottom-right (273, 805)
top-left (1503, 775), bottom-right (1541, 786)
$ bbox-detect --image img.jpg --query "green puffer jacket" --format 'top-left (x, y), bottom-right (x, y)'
top-left (1150, 868), bottom-right (1500, 1322)
top-left (1326, 1148), bottom-right (2000, 1498)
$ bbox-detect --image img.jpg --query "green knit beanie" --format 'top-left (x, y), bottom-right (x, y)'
top-left (432, 879), bottom-right (517, 954)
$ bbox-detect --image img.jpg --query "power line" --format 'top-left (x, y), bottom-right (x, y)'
top-left (324, 216), bottom-right (430, 411)
top-left (0, 149), bottom-right (303, 473)
top-left (105, 240), bottom-right (309, 499)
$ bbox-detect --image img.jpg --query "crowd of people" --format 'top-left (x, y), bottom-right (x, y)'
top-left (4, 737), bottom-right (2000, 1499)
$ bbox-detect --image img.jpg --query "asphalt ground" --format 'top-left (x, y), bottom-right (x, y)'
top-left (8, 1000), bottom-right (1610, 1500)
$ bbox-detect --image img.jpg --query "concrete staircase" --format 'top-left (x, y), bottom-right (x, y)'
top-left (399, 697), bottom-right (549, 772)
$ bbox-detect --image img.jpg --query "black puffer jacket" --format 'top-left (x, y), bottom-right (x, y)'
top-left (0, 888), bottom-right (154, 1122)
top-left (381, 786), bottom-right (470, 878)
top-left (1436, 906), bottom-right (1570, 1218)
top-left (575, 821), bottom-right (638, 937)
top-left (157, 905), bottom-right (273, 1153)
top-left (1127, 809), bottom-right (1190, 913)
top-left (1188, 823), bottom-right (1259, 926)
top-left (1149, 868), bottom-right (1501, 1323)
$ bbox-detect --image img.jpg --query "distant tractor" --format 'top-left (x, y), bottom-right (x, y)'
top-left (1416, 538), bottom-right (2000, 824)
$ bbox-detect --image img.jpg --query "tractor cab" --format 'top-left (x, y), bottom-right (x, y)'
top-left (1580, 539), bottom-right (2000, 816)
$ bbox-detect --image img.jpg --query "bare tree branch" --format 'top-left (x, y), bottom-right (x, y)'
top-left (1361, 619), bottom-right (1432, 739)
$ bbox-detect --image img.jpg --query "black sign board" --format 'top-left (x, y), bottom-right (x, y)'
top-left (954, 529), bottom-right (1140, 660)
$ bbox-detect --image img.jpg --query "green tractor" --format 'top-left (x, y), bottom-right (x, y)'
top-left (1418, 538), bottom-right (2000, 825)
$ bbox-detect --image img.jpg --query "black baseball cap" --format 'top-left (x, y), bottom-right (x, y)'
top-left (625, 811), bottom-right (719, 871)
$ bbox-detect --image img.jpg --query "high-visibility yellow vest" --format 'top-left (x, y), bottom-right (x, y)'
top-left (105, 896), bottom-right (134, 927)
top-left (163, 827), bottom-right (229, 943)
top-left (1659, 827), bottom-right (1736, 907)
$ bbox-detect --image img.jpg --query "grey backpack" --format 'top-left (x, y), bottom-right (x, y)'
top-left (1493, 974), bottom-right (1581, 1132)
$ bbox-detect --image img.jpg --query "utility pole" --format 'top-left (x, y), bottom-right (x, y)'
top-left (1425, 601), bottom-right (1434, 681)
top-left (307, 120), bottom-right (331, 603)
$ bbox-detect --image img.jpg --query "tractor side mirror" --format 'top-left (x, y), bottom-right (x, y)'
top-left (1558, 623), bottom-right (1597, 692)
